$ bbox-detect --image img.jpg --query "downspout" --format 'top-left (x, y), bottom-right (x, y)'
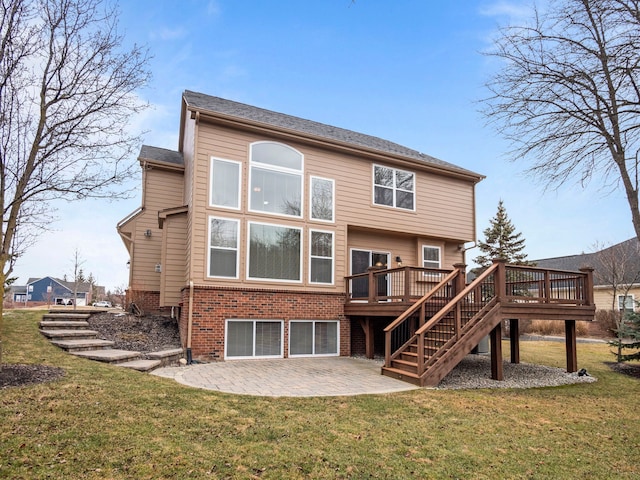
top-left (186, 280), bottom-right (194, 364)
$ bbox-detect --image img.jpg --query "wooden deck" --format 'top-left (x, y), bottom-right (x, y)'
top-left (345, 260), bottom-right (596, 386)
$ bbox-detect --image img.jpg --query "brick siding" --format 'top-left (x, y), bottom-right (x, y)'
top-left (178, 286), bottom-right (349, 361)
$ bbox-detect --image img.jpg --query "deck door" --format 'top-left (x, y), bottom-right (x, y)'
top-left (350, 249), bottom-right (390, 300)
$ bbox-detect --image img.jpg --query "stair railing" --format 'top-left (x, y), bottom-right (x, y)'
top-left (414, 263), bottom-right (501, 375)
top-left (383, 267), bottom-right (463, 367)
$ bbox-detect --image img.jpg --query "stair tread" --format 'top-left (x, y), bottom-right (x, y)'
top-left (118, 359), bottom-right (162, 371)
top-left (147, 348), bottom-right (183, 359)
top-left (40, 329), bottom-right (98, 338)
top-left (39, 321), bottom-right (90, 328)
top-left (50, 338), bottom-right (114, 348)
top-left (381, 366), bottom-right (420, 378)
top-left (71, 349), bottom-right (141, 362)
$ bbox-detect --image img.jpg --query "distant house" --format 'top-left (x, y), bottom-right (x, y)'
top-left (535, 238), bottom-right (640, 313)
top-left (9, 276), bottom-right (99, 307)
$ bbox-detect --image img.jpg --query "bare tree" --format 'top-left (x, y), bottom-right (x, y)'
top-left (482, 0), bottom-right (640, 236)
top-left (0, 0), bottom-right (150, 367)
top-left (70, 248), bottom-right (85, 311)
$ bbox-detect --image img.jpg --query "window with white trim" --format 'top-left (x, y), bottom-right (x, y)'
top-left (618, 294), bottom-right (635, 313)
top-left (248, 222), bottom-right (302, 282)
top-left (373, 164), bottom-right (415, 210)
top-left (289, 320), bottom-right (339, 356)
top-left (422, 245), bottom-right (441, 269)
top-left (226, 320), bottom-right (283, 358)
top-left (310, 176), bottom-right (334, 222)
top-left (208, 217), bottom-right (239, 278)
top-left (310, 230), bottom-right (334, 284)
top-left (210, 158), bottom-right (241, 209)
top-left (250, 142), bottom-right (303, 217)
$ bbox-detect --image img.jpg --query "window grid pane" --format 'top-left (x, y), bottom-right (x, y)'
top-left (290, 322), bottom-right (313, 355)
top-left (209, 218), bottom-right (238, 277)
top-left (374, 165), bottom-right (415, 210)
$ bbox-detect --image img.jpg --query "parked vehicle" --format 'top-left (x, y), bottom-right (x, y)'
top-left (93, 301), bottom-right (112, 308)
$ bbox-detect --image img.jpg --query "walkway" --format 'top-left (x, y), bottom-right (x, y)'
top-left (152, 357), bottom-right (419, 397)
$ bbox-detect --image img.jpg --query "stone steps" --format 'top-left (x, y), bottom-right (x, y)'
top-left (39, 320), bottom-right (90, 330)
top-left (41, 311), bottom-right (183, 372)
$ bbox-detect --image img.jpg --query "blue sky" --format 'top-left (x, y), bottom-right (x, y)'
top-left (13, 0), bottom-right (635, 291)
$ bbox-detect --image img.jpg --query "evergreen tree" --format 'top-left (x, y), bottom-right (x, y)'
top-left (474, 200), bottom-right (532, 267)
top-left (609, 310), bottom-right (640, 363)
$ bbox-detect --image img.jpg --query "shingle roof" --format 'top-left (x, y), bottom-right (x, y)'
top-left (139, 145), bottom-right (184, 166)
top-left (182, 90), bottom-right (482, 179)
top-left (535, 238), bottom-right (640, 285)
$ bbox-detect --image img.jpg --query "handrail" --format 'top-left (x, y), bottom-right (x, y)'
top-left (383, 268), bottom-right (461, 333)
top-left (415, 262), bottom-right (499, 336)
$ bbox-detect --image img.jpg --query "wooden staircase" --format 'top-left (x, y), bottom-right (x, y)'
top-left (382, 260), bottom-right (596, 387)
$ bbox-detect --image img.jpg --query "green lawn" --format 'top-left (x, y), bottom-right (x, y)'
top-left (1, 310), bottom-right (639, 479)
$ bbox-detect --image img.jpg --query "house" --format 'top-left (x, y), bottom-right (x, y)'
top-left (118, 91), bottom-right (595, 385)
top-left (535, 238), bottom-right (640, 314)
top-left (9, 276), bottom-right (97, 307)
top-left (118, 91), bottom-right (484, 358)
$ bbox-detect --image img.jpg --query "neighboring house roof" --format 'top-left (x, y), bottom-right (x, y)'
top-left (535, 238), bottom-right (640, 286)
top-left (26, 276), bottom-right (94, 294)
top-left (181, 90), bottom-right (484, 181)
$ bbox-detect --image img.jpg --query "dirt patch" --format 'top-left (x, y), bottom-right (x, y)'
top-left (607, 362), bottom-right (640, 379)
top-left (87, 311), bottom-right (181, 353)
top-left (0, 364), bottom-right (65, 389)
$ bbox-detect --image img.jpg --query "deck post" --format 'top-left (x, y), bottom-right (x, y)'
top-left (490, 322), bottom-right (503, 381)
top-left (453, 263), bottom-right (467, 295)
top-left (579, 267), bottom-right (595, 306)
top-left (404, 266), bottom-right (412, 303)
top-left (359, 318), bottom-right (375, 360)
top-left (509, 319), bottom-right (520, 364)
top-left (565, 320), bottom-right (577, 372)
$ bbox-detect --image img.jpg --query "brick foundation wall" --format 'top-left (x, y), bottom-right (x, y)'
top-left (126, 289), bottom-right (172, 315)
top-left (179, 286), bottom-right (348, 361)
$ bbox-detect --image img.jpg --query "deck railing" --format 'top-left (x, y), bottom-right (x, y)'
top-left (345, 266), bottom-right (453, 304)
top-left (382, 260), bottom-right (595, 382)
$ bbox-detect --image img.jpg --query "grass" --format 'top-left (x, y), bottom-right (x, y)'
top-left (1, 310), bottom-right (639, 479)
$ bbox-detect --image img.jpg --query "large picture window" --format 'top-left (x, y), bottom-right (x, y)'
top-left (248, 222), bottom-right (302, 282)
top-left (208, 217), bottom-right (239, 278)
top-left (226, 320), bottom-right (283, 358)
top-left (373, 165), bottom-right (415, 210)
top-left (250, 142), bottom-right (303, 217)
top-left (289, 320), bottom-right (339, 356)
top-left (310, 230), bottom-right (334, 284)
top-left (310, 176), bottom-right (334, 222)
top-left (210, 158), bottom-right (241, 209)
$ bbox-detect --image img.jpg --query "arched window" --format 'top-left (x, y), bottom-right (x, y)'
top-left (249, 142), bottom-right (303, 217)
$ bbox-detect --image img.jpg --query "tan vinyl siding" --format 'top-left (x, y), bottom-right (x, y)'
top-left (188, 122), bottom-right (476, 291)
top-left (129, 168), bottom-right (184, 293)
top-left (594, 285), bottom-right (640, 312)
top-left (160, 213), bottom-right (188, 306)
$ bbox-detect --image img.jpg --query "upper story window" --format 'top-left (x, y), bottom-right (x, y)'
top-left (310, 176), bottom-right (334, 222)
top-left (250, 142), bottom-right (303, 218)
top-left (373, 164), bottom-right (415, 211)
top-left (210, 158), bottom-right (241, 209)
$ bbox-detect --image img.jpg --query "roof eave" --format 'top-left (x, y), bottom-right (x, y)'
top-left (186, 106), bottom-right (484, 184)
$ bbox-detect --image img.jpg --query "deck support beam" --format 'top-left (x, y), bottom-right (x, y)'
top-left (490, 322), bottom-right (503, 381)
top-left (509, 319), bottom-right (520, 364)
top-left (358, 317), bottom-right (375, 360)
top-left (565, 320), bottom-right (577, 372)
